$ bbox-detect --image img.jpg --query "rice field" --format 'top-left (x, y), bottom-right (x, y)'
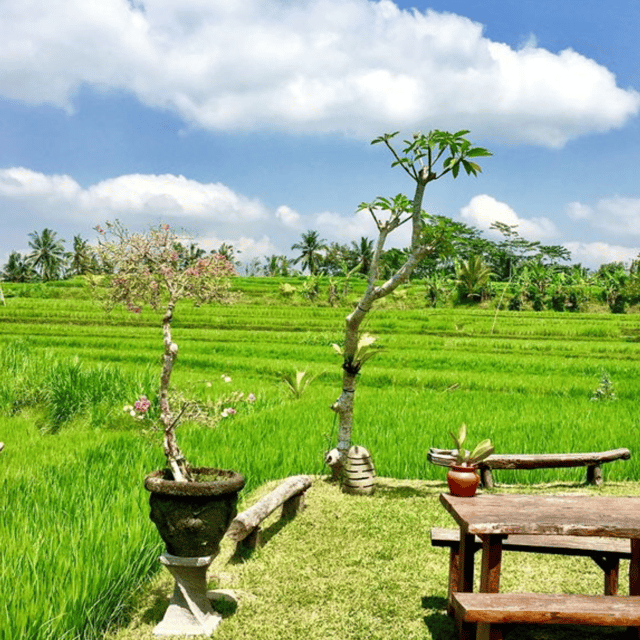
top-left (1, 277), bottom-right (639, 639)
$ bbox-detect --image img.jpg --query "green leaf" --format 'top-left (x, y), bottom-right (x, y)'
top-left (466, 147), bottom-right (493, 158)
top-left (452, 161), bottom-right (460, 178)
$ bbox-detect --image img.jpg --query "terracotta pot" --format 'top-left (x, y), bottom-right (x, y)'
top-left (446, 465), bottom-right (480, 497)
top-left (144, 467), bottom-right (245, 557)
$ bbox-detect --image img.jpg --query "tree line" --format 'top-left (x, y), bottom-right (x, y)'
top-left (3, 225), bottom-right (640, 313)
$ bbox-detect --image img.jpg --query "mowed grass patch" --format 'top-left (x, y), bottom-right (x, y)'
top-left (107, 477), bottom-right (640, 640)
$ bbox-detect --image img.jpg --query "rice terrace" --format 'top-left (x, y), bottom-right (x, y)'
top-left (2, 269), bottom-right (640, 640)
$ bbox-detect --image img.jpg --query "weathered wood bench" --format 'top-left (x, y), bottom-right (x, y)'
top-left (431, 527), bottom-right (630, 614)
top-left (226, 475), bottom-right (311, 552)
top-left (451, 592), bottom-right (640, 640)
top-left (428, 447), bottom-right (631, 487)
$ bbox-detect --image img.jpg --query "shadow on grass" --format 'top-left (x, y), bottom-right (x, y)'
top-left (229, 511), bottom-right (301, 563)
top-left (421, 595), bottom-right (455, 640)
top-left (375, 479), bottom-right (445, 499)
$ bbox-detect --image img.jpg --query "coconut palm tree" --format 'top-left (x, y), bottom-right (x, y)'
top-left (1, 251), bottom-right (36, 282)
top-left (351, 237), bottom-right (374, 274)
top-left (291, 230), bottom-right (327, 275)
top-left (27, 228), bottom-right (67, 281)
top-left (68, 234), bottom-right (97, 276)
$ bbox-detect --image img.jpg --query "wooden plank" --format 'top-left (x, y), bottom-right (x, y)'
top-left (452, 592), bottom-right (640, 626)
top-left (439, 493), bottom-right (640, 538)
top-left (430, 527), bottom-right (631, 557)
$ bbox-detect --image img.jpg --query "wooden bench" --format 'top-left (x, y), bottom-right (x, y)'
top-left (428, 447), bottom-right (631, 487)
top-left (226, 475), bottom-right (311, 552)
top-left (431, 527), bottom-right (630, 614)
top-left (451, 592), bottom-right (640, 640)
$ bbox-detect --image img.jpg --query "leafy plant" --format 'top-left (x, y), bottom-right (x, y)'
top-left (449, 422), bottom-right (494, 467)
top-left (283, 370), bottom-right (316, 399)
top-left (332, 333), bottom-right (381, 375)
top-left (591, 370), bottom-right (617, 402)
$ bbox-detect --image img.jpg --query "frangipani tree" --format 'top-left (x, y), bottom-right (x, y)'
top-left (327, 130), bottom-right (492, 478)
top-left (95, 221), bottom-right (236, 482)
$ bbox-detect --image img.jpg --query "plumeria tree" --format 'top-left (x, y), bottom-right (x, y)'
top-left (95, 221), bottom-right (236, 482)
top-left (327, 130), bottom-right (492, 478)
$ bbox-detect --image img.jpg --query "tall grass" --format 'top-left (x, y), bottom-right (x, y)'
top-left (0, 415), bottom-right (162, 640)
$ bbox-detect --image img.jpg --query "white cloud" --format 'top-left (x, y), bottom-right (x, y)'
top-left (0, 168), bottom-right (268, 223)
top-left (563, 241), bottom-right (639, 269)
top-left (0, 167), bottom-right (292, 262)
top-left (460, 194), bottom-right (558, 240)
top-left (314, 208), bottom-right (382, 244)
top-left (276, 205), bottom-right (301, 228)
top-left (0, 0), bottom-right (636, 146)
top-left (567, 197), bottom-right (640, 238)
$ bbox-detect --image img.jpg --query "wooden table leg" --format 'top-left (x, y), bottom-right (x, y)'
top-left (477, 534), bottom-right (504, 640)
top-left (455, 531), bottom-right (476, 640)
top-left (630, 539), bottom-right (640, 596)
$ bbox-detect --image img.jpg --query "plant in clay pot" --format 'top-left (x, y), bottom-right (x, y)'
top-left (447, 423), bottom-right (494, 497)
top-left (94, 221), bottom-right (246, 558)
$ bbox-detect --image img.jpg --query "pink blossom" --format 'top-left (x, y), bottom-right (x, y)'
top-left (247, 393), bottom-right (256, 403)
top-left (134, 396), bottom-right (151, 412)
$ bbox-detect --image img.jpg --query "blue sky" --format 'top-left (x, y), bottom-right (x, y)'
top-left (1, 0), bottom-right (639, 271)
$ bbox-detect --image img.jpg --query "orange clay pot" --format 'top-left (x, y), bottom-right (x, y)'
top-left (447, 465), bottom-right (480, 497)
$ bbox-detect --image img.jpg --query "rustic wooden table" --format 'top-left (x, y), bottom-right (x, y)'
top-left (439, 493), bottom-right (640, 639)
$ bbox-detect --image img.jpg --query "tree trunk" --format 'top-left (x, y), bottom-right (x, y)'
top-left (160, 300), bottom-right (190, 482)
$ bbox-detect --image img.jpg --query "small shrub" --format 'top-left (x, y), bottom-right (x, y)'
top-left (591, 370), bottom-right (617, 402)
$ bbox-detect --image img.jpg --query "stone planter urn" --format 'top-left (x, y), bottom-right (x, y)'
top-left (144, 467), bottom-right (245, 636)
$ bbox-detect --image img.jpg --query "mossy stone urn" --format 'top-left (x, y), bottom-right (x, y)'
top-left (144, 467), bottom-right (245, 558)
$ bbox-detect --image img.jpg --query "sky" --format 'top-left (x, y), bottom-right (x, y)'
top-left (1, 0), bottom-right (640, 272)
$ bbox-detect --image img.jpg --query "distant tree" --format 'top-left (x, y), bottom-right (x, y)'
top-left (243, 257), bottom-right (262, 276)
top-left (27, 228), bottom-right (67, 281)
top-left (263, 254), bottom-right (294, 277)
top-left (216, 243), bottom-right (241, 267)
top-left (1, 251), bottom-right (36, 282)
top-left (350, 237), bottom-right (374, 275)
top-left (68, 234), bottom-right (97, 276)
top-left (292, 230), bottom-right (327, 275)
top-left (455, 254), bottom-right (492, 301)
top-left (175, 242), bottom-right (206, 269)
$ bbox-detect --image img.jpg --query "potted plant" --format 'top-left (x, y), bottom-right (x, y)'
top-left (447, 423), bottom-right (494, 497)
top-left (94, 221), bottom-right (245, 558)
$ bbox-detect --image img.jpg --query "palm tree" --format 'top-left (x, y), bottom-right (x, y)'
top-left (68, 235), bottom-right (96, 276)
top-left (350, 237), bottom-right (374, 274)
top-left (27, 229), bottom-right (67, 281)
top-left (455, 255), bottom-right (492, 301)
top-left (1, 251), bottom-right (36, 282)
top-left (291, 230), bottom-right (327, 275)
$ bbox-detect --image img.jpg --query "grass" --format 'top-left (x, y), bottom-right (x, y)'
top-left (106, 477), bottom-right (640, 640)
top-left (2, 279), bottom-right (640, 639)
top-left (0, 414), bottom-right (163, 640)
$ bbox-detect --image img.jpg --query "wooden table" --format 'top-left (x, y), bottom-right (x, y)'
top-left (439, 493), bottom-right (640, 639)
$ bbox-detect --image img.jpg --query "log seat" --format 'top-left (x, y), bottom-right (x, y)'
top-left (427, 447), bottom-right (631, 487)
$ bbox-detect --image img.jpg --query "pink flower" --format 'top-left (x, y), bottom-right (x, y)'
top-left (221, 407), bottom-right (237, 418)
top-left (134, 396), bottom-right (151, 412)
top-left (247, 393), bottom-right (256, 403)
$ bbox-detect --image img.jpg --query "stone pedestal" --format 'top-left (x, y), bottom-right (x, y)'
top-left (153, 554), bottom-right (221, 637)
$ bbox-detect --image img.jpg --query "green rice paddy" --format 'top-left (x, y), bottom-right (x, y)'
top-left (1, 277), bottom-right (639, 639)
